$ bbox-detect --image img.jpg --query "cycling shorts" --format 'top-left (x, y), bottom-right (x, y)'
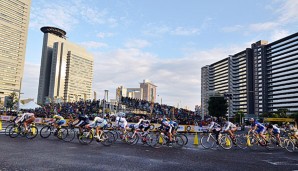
top-left (57, 120), bottom-right (66, 126)
top-left (77, 120), bottom-right (89, 127)
top-left (255, 127), bottom-right (265, 134)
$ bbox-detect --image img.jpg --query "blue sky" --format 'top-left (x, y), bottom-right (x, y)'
top-left (22, 0), bottom-right (298, 109)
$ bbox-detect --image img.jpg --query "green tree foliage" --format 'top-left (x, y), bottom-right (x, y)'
top-left (234, 111), bottom-right (244, 124)
top-left (6, 92), bottom-right (18, 111)
top-left (208, 97), bottom-right (228, 118)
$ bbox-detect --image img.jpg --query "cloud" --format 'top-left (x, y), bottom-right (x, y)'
top-left (124, 39), bottom-right (151, 49)
top-left (80, 41), bottom-right (108, 49)
top-left (29, 1), bottom-right (118, 30)
top-left (270, 29), bottom-right (290, 41)
top-left (249, 22), bottom-right (279, 31)
top-left (96, 32), bottom-right (115, 38)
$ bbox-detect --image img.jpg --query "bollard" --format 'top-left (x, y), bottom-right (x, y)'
top-left (0, 120), bottom-right (2, 131)
top-left (193, 133), bottom-right (199, 145)
top-left (159, 136), bottom-right (163, 144)
top-left (226, 137), bottom-right (231, 146)
top-left (246, 135), bottom-right (251, 146)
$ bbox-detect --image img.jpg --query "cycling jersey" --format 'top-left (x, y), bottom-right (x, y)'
top-left (89, 117), bottom-right (107, 128)
top-left (268, 125), bottom-right (280, 134)
top-left (115, 116), bottom-right (127, 128)
top-left (53, 115), bottom-right (65, 126)
top-left (169, 121), bottom-right (178, 130)
top-left (135, 119), bottom-right (150, 131)
top-left (251, 121), bottom-right (265, 134)
top-left (222, 121), bottom-right (236, 132)
top-left (208, 121), bottom-right (221, 131)
top-left (76, 114), bottom-right (90, 127)
top-left (15, 113), bottom-right (35, 124)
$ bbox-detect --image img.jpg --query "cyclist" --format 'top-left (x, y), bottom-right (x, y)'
top-left (86, 116), bottom-right (107, 141)
top-left (266, 123), bottom-right (282, 146)
top-left (221, 118), bottom-right (237, 141)
top-left (115, 112), bottom-right (128, 132)
top-left (248, 118), bottom-right (267, 144)
top-left (51, 114), bottom-right (66, 133)
top-left (286, 123), bottom-right (298, 145)
top-left (72, 113), bottom-right (90, 135)
top-left (15, 112), bottom-right (36, 133)
top-left (207, 117), bottom-right (221, 145)
top-left (169, 119), bottom-right (179, 136)
top-left (158, 118), bottom-right (173, 143)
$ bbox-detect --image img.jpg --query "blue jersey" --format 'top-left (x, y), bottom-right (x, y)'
top-left (251, 121), bottom-right (265, 129)
top-left (169, 121), bottom-right (178, 127)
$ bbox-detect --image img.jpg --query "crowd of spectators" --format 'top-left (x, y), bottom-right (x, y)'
top-left (1, 97), bottom-right (201, 125)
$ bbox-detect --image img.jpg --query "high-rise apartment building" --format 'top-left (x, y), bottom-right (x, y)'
top-left (116, 79), bottom-right (157, 102)
top-left (201, 32), bottom-right (298, 116)
top-left (140, 79), bottom-right (157, 102)
top-left (0, 0), bottom-right (31, 104)
top-left (37, 26), bottom-right (93, 104)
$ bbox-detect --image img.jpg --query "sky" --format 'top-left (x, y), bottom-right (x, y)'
top-left (22, 0), bottom-right (298, 110)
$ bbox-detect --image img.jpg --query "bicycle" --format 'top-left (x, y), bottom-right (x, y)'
top-left (8, 122), bottom-right (38, 139)
top-left (124, 128), bottom-right (153, 145)
top-left (150, 130), bottom-right (184, 148)
top-left (246, 131), bottom-right (271, 150)
top-left (78, 127), bottom-right (114, 146)
top-left (219, 133), bottom-right (247, 150)
top-left (200, 132), bottom-right (218, 149)
top-left (283, 133), bottom-right (297, 152)
top-left (40, 122), bottom-right (68, 140)
top-left (5, 117), bottom-right (19, 136)
top-left (109, 126), bottom-right (127, 142)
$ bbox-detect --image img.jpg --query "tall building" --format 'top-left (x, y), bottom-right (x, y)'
top-left (37, 26), bottom-right (93, 104)
top-left (140, 79), bottom-right (157, 102)
top-left (201, 32), bottom-right (298, 116)
top-left (0, 0), bottom-right (31, 105)
top-left (116, 79), bottom-right (157, 102)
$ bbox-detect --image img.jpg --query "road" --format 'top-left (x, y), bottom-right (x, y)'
top-left (0, 122), bottom-right (298, 171)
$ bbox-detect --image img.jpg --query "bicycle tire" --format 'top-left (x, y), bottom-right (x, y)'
top-left (284, 139), bottom-right (295, 152)
top-left (57, 128), bottom-right (68, 140)
top-left (152, 134), bottom-right (164, 148)
top-left (78, 131), bottom-right (93, 145)
top-left (26, 125), bottom-right (38, 139)
top-left (64, 129), bottom-right (76, 142)
top-left (200, 134), bottom-right (216, 149)
top-left (8, 126), bottom-right (20, 138)
top-left (100, 132), bottom-right (114, 146)
top-left (145, 133), bottom-right (154, 146)
top-left (235, 134), bottom-right (247, 149)
top-left (40, 126), bottom-right (52, 138)
top-left (5, 124), bottom-right (14, 136)
top-left (173, 135), bottom-right (185, 148)
top-left (219, 135), bottom-right (232, 150)
top-left (124, 132), bottom-right (137, 145)
top-left (177, 133), bottom-right (188, 145)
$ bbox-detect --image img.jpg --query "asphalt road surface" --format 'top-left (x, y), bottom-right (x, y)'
top-left (0, 122), bottom-right (298, 171)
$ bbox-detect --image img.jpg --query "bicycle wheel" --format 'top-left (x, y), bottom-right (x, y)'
top-left (200, 134), bottom-right (216, 149)
top-left (247, 135), bottom-right (260, 150)
top-left (100, 132), bottom-right (114, 146)
top-left (266, 137), bottom-right (276, 149)
top-left (78, 131), bottom-right (93, 144)
top-left (177, 133), bottom-right (188, 145)
top-left (235, 134), bottom-right (247, 149)
top-left (57, 128), bottom-right (68, 140)
top-left (219, 135), bottom-right (232, 150)
top-left (124, 132), bottom-right (137, 145)
top-left (5, 124), bottom-right (14, 136)
top-left (145, 133), bottom-right (154, 146)
top-left (26, 126), bottom-right (38, 139)
top-left (173, 135), bottom-right (185, 148)
top-left (284, 139), bottom-right (295, 152)
top-left (151, 133), bottom-right (164, 148)
top-left (9, 126), bottom-right (20, 138)
top-left (40, 126), bottom-right (52, 138)
top-left (64, 129), bottom-right (76, 142)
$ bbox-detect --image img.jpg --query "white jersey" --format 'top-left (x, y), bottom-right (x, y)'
top-left (15, 113), bottom-right (34, 123)
top-left (115, 117), bottom-right (127, 128)
top-left (222, 121), bottom-right (236, 131)
top-left (89, 117), bottom-right (107, 128)
top-left (208, 121), bottom-right (221, 131)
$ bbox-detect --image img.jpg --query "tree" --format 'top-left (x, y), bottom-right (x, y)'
top-left (6, 92), bottom-right (18, 111)
top-left (235, 111), bottom-right (244, 124)
top-left (208, 97), bottom-right (228, 118)
top-left (276, 108), bottom-right (289, 118)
